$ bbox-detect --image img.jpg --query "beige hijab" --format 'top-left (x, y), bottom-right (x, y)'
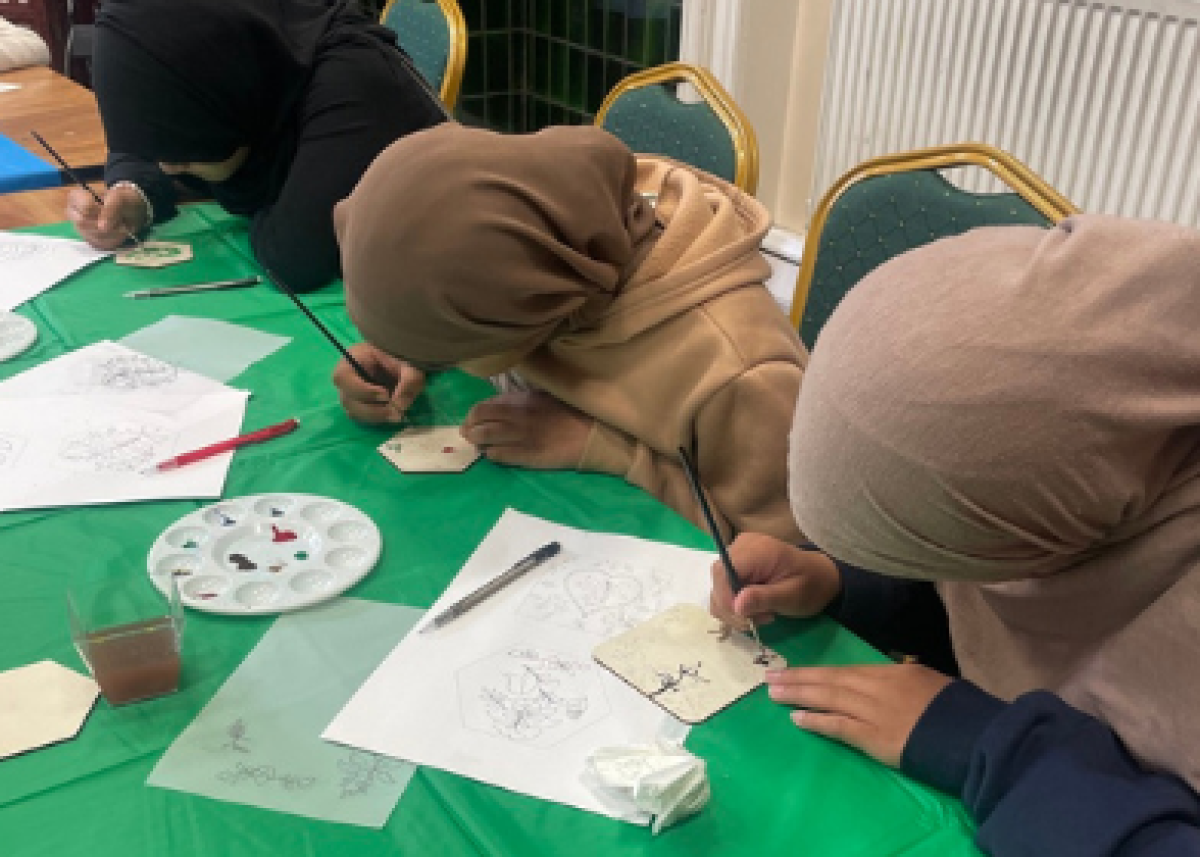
top-left (336, 123), bottom-right (657, 364)
top-left (789, 215), bottom-right (1200, 787)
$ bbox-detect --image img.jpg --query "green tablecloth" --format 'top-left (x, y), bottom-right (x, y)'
top-left (0, 206), bottom-right (982, 856)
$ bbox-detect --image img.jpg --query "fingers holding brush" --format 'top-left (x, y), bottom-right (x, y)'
top-left (333, 343), bottom-right (424, 424)
top-left (708, 533), bottom-right (843, 627)
top-left (67, 185), bottom-right (147, 250)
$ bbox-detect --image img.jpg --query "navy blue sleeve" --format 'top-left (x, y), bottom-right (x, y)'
top-left (902, 681), bottom-right (1200, 856)
top-left (824, 559), bottom-right (958, 674)
top-left (103, 153), bottom-right (180, 225)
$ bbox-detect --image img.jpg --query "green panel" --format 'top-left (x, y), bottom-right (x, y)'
top-left (798, 170), bottom-right (1053, 349)
top-left (0, 203), bottom-right (983, 857)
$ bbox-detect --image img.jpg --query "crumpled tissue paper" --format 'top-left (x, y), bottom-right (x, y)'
top-left (582, 741), bottom-right (710, 834)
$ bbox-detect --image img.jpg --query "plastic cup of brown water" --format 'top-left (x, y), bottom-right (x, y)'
top-left (67, 574), bottom-right (184, 706)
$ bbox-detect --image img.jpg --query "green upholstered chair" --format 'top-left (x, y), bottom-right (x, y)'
top-left (595, 61), bottom-right (759, 194)
top-left (379, 0), bottom-right (467, 110)
top-left (790, 143), bottom-right (1078, 348)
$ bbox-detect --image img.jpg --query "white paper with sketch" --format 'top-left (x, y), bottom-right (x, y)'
top-left (0, 232), bottom-right (111, 311)
top-left (323, 509), bottom-right (713, 819)
top-left (0, 340), bottom-right (249, 511)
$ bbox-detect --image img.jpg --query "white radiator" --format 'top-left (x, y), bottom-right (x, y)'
top-left (810, 0), bottom-right (1200, 227)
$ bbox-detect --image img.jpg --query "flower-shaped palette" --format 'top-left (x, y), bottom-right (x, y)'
top-left (146, 493), bottom-right (382, 615)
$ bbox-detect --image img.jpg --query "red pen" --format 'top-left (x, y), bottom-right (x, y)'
top-left (147, 418), bottom-right (300, 473)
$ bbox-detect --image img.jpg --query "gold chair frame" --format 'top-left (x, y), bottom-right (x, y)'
top-left (379, 0), bottom-right (468, 110)
top-left (789, 142), bottom-right (1079, 329)
top-left (594, 61), bottom-right (760, 195)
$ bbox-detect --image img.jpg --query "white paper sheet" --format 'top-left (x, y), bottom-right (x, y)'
top-left (0, 232), bottom-right (111, 311)
top-left (121, 316), bottom-right (290, 383)
top-left (0, 341), bottom-right (249, 511)
top-left (323, 510), bottom-right (711, 819)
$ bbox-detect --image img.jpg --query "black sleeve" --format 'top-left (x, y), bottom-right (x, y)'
top-left (103, 153), bottom-right (179, 225)
top-left (902, 682), bottom-right (1200, 856)
top-left (824, 558), bottom-right (958, 674)
top-left (248, 43), bottom-right (445, 293)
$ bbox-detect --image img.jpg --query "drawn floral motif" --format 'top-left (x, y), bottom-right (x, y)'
top-left (58, 423), bottom-right (170, 473)
top-left (336, 750), bottom-right (401, 799)
top-left (0, 239), bottom-right (43, 263)
top-left (648, 662), bottom-right (710, 699)
top-left (90, 354), bottom-right (178, 391)
top-left (457, 646), bottom-right (608, 746)
top-left (216, 762), bottom-right (316, 791)
top-left (517, 558), bottom-right (670, 636)
top-left (0, 433), bottom-right (24, 469)
top-left (221, 718), bottom-right (251, 753)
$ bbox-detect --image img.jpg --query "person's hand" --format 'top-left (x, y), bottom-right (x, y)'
top-left (332, 343), bottom-right (425, 424)
top-left (709, 533), bottom-right (842, 628)
top-left (461, 391), bottom-right (593, 469)
top-left (766, 663), bottom-right (953, 767)
top-left (66, 184), bottom-right (148, 250)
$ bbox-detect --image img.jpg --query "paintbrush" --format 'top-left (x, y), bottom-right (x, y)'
top-left (30, 131), bottom-right (143, 248)
top-left (258, 264), bottom-right (389, 390)
top-left (677, 446), bottom-right (767, 654)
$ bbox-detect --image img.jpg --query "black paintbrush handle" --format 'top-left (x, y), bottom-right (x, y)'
top-left (30, 131), bottom-right (102, 205)
top-left (260, 265), bottom-right (383, 388)
top-left (677, 446), bottom-right (743, 595)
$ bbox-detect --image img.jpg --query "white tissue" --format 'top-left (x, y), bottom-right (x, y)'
top-left (582, 741), bottom-right (710, 834)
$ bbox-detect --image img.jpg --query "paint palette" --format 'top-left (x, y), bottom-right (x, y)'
top-left (0, 312), bottom-right (37, 362)
top-left (146, 493), bottom-right (382, 615)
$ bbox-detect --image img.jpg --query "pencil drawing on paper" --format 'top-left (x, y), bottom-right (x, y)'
top-left (87, 354), bottom-right (179, 391)
top-left (216, 762), bottom-right (317, 792)
top-left (58, 422), bottom-right (172, 472)
top-left (0, 239), bottom-right (47, 263)
top-left (221, 718), bottom-right (251, 753)
top-left (457, 646), bottom-right (609, 746)
top-left (336, 750), bottom-right (404, 799)
top-left (516, 558), bottom-right (671, 637)
top-left (0, 432), bottom-right (25, 468)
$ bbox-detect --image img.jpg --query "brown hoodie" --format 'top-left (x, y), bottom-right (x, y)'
top-left (337, 123), bottom-right (805, 543)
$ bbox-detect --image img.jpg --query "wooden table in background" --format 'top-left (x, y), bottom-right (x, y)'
top-left (0, 66), bottom-right (107, 169)
top-left (0, 66), bottom-right (108, 230)
top-left (0, 186), bottom-right (75, 230)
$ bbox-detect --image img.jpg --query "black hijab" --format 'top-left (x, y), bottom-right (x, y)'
top-left (93, 0), bottom-right (398, 212)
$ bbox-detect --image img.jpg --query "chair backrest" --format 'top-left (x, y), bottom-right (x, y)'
top-left (379, 0), bottom-right (467, 110)
top-left (790, 143), bottom-right (1078, 349)
top-left (594, 61), bottom-right (758, 195)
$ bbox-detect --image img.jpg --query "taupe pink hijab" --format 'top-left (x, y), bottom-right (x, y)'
top-left (789, 215), bottom-right (1200, 787)
top-left (336, 123), bottom-right (655, 364)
